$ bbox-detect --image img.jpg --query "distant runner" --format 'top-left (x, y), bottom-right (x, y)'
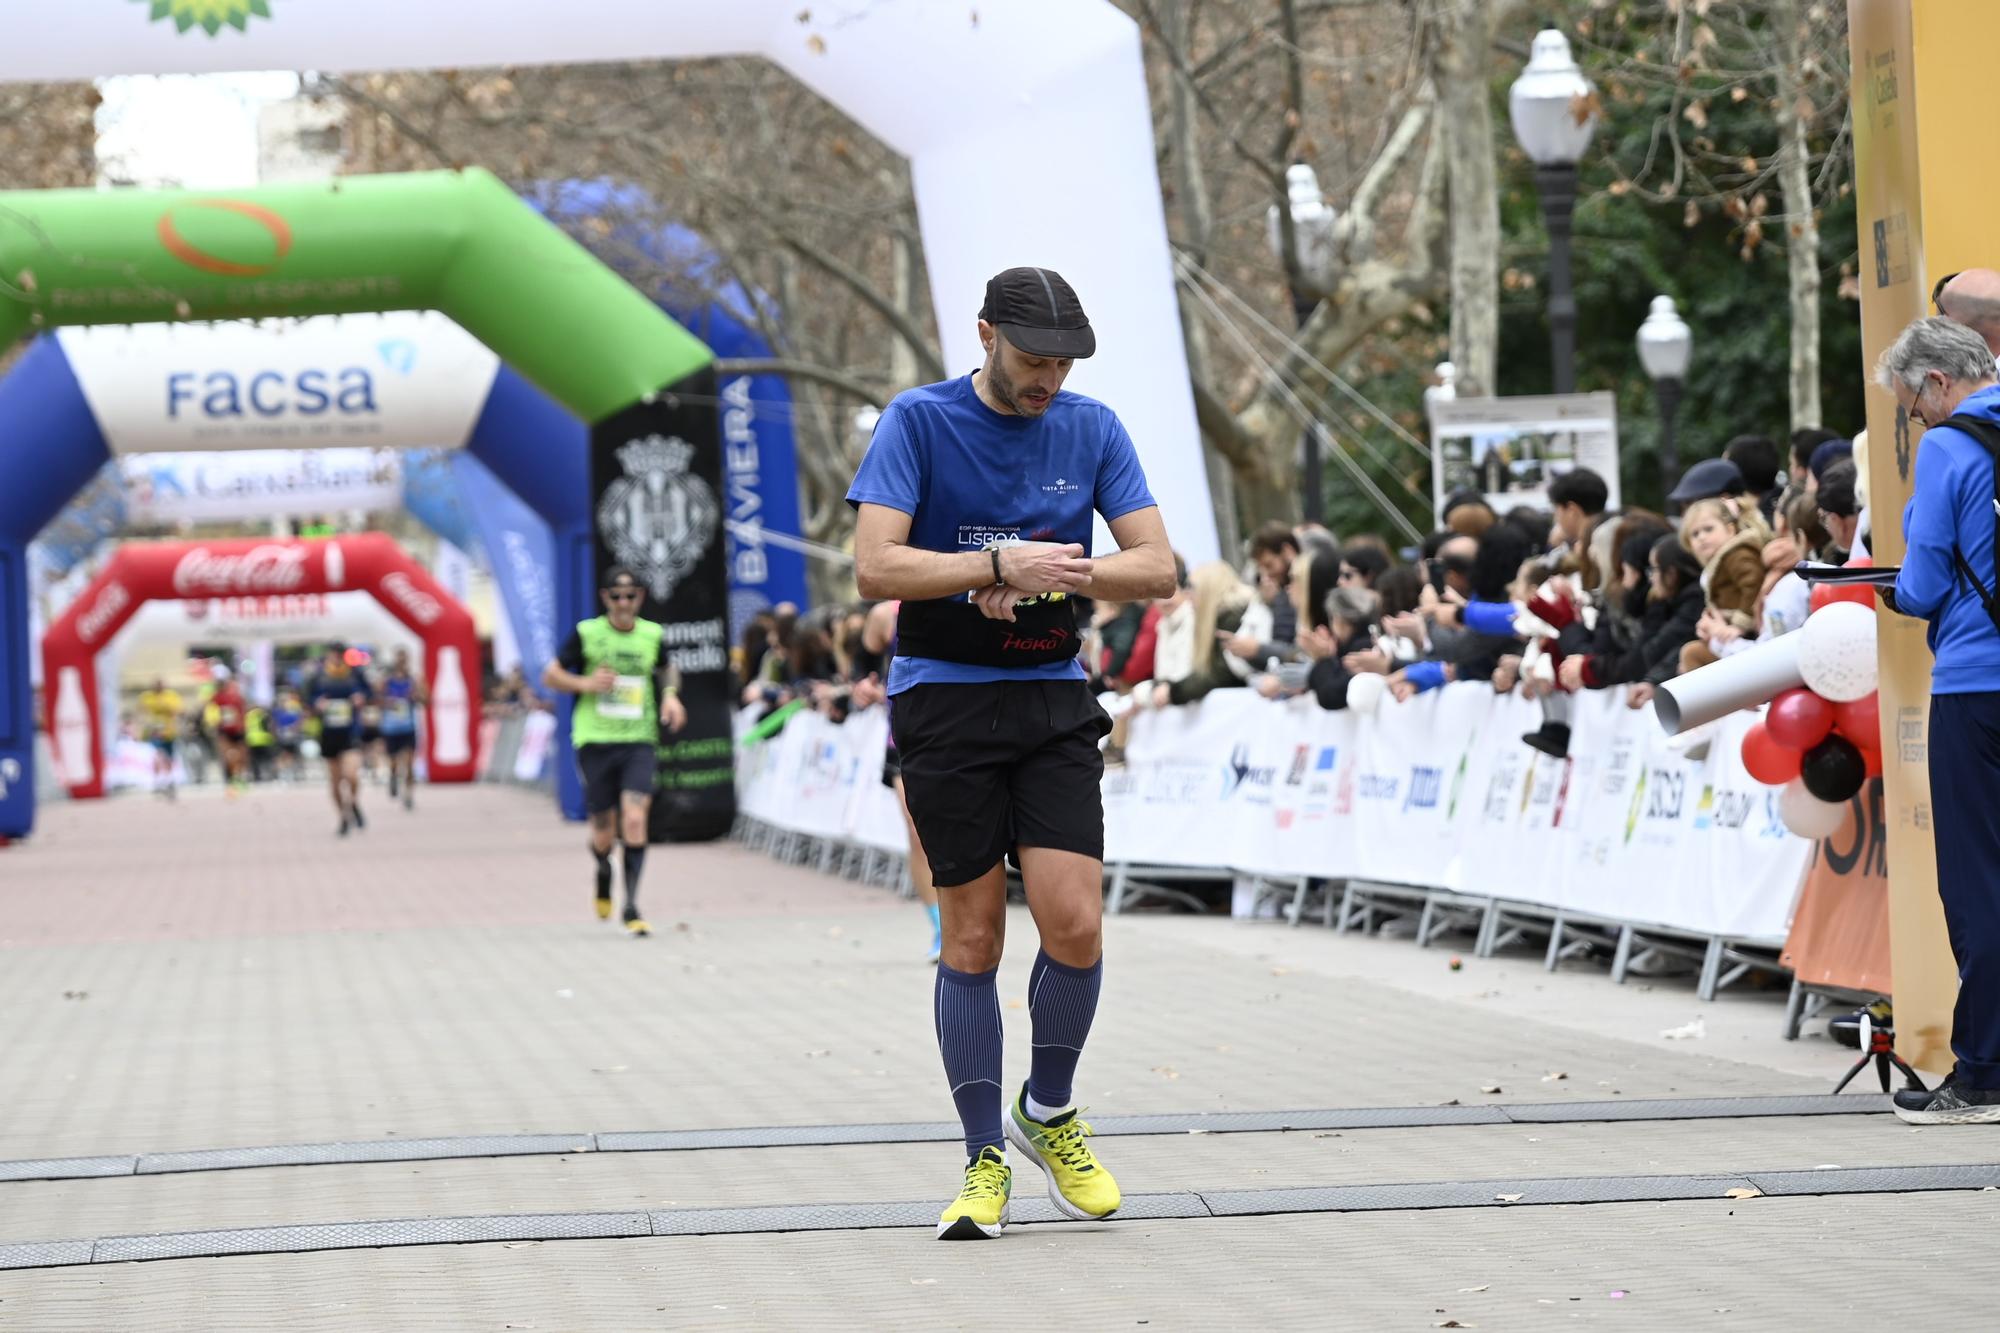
top-left (378, 649), bottom-right (425, 811)
top-left (542, 567), bottom-right (687, 938)
top-left (311, 646), bottom-right (370, 836)
top-left (138, 677), bottom-right (183, 801)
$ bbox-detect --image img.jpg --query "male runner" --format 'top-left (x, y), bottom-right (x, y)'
top-left (378, 649), bottom-right (425, 811)
top-left (311, 646), bottom-right (370, 835)
top-left (210, 669), bottom-right (250, 797)
top-left (542, 567), bottom-right (688, 938)
top-left (847, 267), bottom-right (1176, 1240)
top-left (138, 677), bottom-right (183, 800)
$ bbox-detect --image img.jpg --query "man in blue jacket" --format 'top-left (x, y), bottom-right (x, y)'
top-left (1878, 315), bottom-right (2000, 1124)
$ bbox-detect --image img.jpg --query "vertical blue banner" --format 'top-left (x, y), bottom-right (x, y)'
top-left (449, 450), bottom-right (559, 701)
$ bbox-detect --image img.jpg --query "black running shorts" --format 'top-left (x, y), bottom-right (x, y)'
top-left (578, 741), bottom-right (657, 815)
top-left (383, 731), bottom-right (417, 755)
top-left (888, 678), bottom-right (1111, 888)
top-left (320, 730), bottom-right (356, 760)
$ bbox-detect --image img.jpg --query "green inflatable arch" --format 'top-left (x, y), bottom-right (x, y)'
top-left (0, 168), bottom-right (741, 841)
top-left (0, 167), bottom-right (710, 416)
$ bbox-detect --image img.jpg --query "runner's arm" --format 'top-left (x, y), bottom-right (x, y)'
top-left (1079, 505), bottom-right (1177, 601)
top-left (853, 503), bottom-right (1001, 600)
top-left (542, 630), bottom-right (605, 696)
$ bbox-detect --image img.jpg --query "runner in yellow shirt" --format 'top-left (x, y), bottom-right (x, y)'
top-left (137, 678), bottom-right (184, 801)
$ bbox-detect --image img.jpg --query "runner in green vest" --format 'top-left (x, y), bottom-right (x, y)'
top-left (543, 566), bottom-right (687, 937)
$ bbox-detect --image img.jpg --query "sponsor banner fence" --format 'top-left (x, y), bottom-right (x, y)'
top-left (739, 683), bottom-right (1812, 943)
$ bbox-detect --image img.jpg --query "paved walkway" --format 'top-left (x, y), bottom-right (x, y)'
top-left (0, 781), bottom-right (1986, 1330)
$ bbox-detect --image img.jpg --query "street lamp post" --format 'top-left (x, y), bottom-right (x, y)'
top-left (1636, 294), bottom-right (1694, 502)
top-left (1267, 163), bottom-right (1338, 525)
top-left (1509, 28), bottom-right (1599, 396)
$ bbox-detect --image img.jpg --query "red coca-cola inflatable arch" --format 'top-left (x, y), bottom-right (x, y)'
top-left (43, 534), bottom-right (482, 798)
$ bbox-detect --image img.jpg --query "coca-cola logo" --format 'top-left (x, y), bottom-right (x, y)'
top-left (173, 544), bottom-right (308, 597)
top-left (381, 571), bottom-right (442, 625)
top-left (77, 581), bottom-right (131, 645)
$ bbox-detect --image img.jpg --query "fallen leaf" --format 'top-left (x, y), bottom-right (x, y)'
top-left (1152, 1065), bottom-right (1180, 1080)
top-left (1457, 1284), bottom-right (1490, 1293)
top-left (1494, 1193), bottom-right (1523, 1203)
top-left (1435, 1321), bottom-right (1474, 1329)
top-left (1541, 1071), bottom-right (1568, 1082)
top-left (1723, 1187), bottom-right (1761, 1200)
top-left (910, 1278), bottom-right (936, 1286)
top-left (805, 33), bottom-right (827, 54)
top-left (1479, 1086), bottom-right (1503, 1095)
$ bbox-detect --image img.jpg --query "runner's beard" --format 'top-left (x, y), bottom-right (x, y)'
top-left (986, 354), bottom-right (1051, 418)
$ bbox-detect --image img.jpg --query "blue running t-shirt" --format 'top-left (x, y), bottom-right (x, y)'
top-left (846, 373), bottom-right (1155, 694)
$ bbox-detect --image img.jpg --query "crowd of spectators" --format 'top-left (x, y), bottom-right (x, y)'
top-left (731, 430), bottom-right (1868, 765)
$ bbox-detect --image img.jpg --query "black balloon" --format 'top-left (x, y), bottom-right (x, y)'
top-left (1801, 734), bottom-right (1867, 804)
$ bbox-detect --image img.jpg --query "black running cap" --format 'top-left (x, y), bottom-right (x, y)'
top-left (979, 267), bottom-right (1095, 360)
top-left (599, 566), bottom-right (643, 591)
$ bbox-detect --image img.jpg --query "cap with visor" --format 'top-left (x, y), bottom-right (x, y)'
top-left (980, 267), bottom-right (1096, 359)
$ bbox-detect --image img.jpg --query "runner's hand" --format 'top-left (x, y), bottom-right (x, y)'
top-left (588, 665), bottom-right (617, 694)
top-left (997, 542), bottom-right (1092, 594)
top-left (659, 693), bottom-right (687, 733)
top-left (970, 584), bottom-right (1029, 622)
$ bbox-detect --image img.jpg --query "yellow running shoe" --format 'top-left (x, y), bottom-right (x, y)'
top-left (595, 896), bottom-right (613, 921)
top-left (623, 909), bottom-right (651, 938)
top-left (936, 1145), bottom-right (1011, 1240)
top-left (1005, 1090), bottom-right (1121, 1221)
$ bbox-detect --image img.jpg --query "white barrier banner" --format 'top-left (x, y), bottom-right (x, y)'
top-left (738, 683), bottom-right (1809, 943)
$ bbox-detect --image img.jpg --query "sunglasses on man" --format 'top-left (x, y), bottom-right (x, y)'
top-left (1933, 271), bottom-right (1961, 313)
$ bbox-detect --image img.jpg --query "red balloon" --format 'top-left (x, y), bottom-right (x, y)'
top-left (1864, 746), bottom-right (1884, 778)
top-left (1741, 721), bottom-right (1804, 786)
top-left (1810, 580), bottom-right (1876, 613)
top-left (1833, 691), bottom-right (1882, 749)
top-left (1767, 687), bottom-right (1836, 750)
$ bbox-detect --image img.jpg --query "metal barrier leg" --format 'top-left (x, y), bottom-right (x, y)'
top-left (1107, 862), bottom-right (1130, 914)
top-left (1697, 937), bottom-right (1724, 1002)
top-left (1335, 882), bottom-right (1357, 934)
top-left (1783, 978), bottom-right (1805, 1040)
top-left (1322, 880), bottom-right (1338, 929)
top-left (1287, 876), bottom-right (1309, 927)
top-left (1609, 925), bottom-right (1635, 984)
top-left (1416, 895), bottom-right (1438, 948)
top-left (1544, 914), bottom-right (1565, 970)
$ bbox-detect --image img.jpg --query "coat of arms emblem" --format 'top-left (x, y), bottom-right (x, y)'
top-left (596, 434), bottom-right (719, 601)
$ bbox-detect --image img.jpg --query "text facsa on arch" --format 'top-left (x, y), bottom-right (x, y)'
top-left (166, 368), bottom-right (379, 420)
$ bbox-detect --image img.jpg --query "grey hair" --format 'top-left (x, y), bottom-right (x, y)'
top-left (1326, 585), bottom-right (1380, 628)
top-left (1873, 316), bottom-right (1996, 392)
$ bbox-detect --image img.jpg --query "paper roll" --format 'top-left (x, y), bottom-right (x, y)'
top-left (1653, 633), bottom-right (1804, 734)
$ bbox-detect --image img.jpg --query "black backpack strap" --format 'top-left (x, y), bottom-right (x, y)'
top-left (1938, 413), bottom-right (2000, 634)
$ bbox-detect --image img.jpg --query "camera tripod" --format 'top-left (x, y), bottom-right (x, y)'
top-left (1832, 1011), bottom-right (1929, 1095)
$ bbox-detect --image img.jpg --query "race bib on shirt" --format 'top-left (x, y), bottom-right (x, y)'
top-left (321, 698), bottom-right (353, 728)
top-left (599, 674), bottom-right (647, 721)
top-left (386, 697), bottom-right (413, 722)
top-left (359, 705), bottom-right (383, 728)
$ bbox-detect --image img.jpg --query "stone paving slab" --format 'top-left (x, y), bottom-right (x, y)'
top-left (0, 793), bottom-right (1843, 1165)
top-left (1, 1191), bottom-right (1990, 1330)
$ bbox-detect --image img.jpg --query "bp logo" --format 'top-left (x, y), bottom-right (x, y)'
top-left (596, 434), bottom-right (719, 603)
top-left (135, 0), bottom-right (274, 36)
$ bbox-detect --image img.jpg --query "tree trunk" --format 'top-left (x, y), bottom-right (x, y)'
top-left (1160, 0), bottom-right (1248, 554)
top-left (1430, 0), bottom-right (1501, 400)
top-left (1771, 0), bottom-right (1823, 431)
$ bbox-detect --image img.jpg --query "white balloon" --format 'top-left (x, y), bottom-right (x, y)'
top-left (1797, 601), bottom-right (1879, 702)
top-left (1779, 778), bottom-right (1848, 839)
top-left (1345, 672), bottom-right (1386, 715)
